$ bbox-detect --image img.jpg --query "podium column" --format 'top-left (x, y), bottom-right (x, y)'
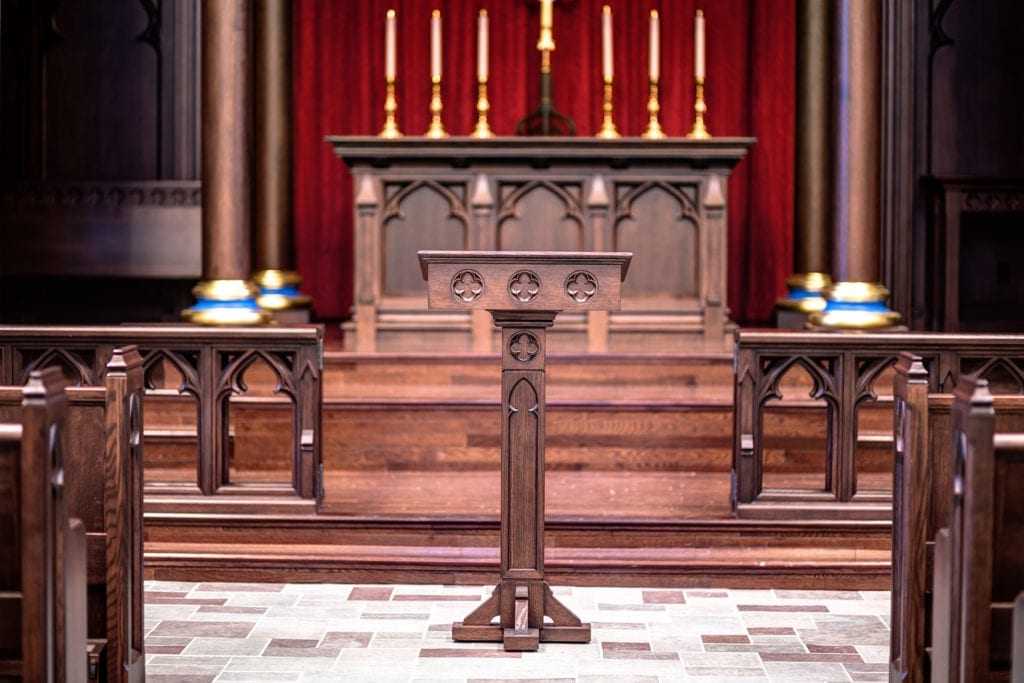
top-left (419, 250), bottom-right (631, 652)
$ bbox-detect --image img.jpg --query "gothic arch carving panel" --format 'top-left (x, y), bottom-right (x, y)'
top-left (613, 181), bottom-right (700, 297)
top-left (383, 180), bottom-right (469, 295)
top-left (497, 180), bottom-right (584, 251)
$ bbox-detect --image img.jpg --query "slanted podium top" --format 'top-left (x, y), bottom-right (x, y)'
top-left (418, 250), bottom-right (632, 312)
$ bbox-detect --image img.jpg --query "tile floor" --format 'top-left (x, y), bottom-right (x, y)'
top-left (144, 581), bottom-right (891, 682)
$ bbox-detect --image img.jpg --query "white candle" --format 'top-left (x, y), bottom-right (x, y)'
top-left (431, 10), bottom-right (442, 80)
top-left (385, 9), bottom-right (396, 81)
top-left (541, 0), bottom-right (553, 30)
top-left (694, 9), bottom-right (705, 80)
top-left (649, 10), bottom-right (659, 81)
top-left (601, 5), bottom-right (613, 81)
top-left (477, 9), bottom-right (488, 81)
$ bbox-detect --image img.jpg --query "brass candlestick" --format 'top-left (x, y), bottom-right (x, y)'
top-left (472, 79), bottom-right (494, 138)
top-left (642, 79), bottom-right (666, 139)
top-left (687, 76), bottom-right (711, 139)
top-left (379, 77), bottom-right (402, 138)
top-left (595, 79), bottom-right (620, 139)
top-left (425, 77), bottom-right (448, 138)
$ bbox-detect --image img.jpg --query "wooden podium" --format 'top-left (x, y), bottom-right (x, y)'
top-left (418, 250), bottom-right (631, 651)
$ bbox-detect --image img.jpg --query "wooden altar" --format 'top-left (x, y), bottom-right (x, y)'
top-left (327, 137), bottom-right (754, 353)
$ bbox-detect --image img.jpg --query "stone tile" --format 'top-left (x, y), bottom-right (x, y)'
top-left (738, 604), bottom-right (830, 613)
top-left (247, 618), bottom-right (330, 640)
top-left (141, 582), bottom-right (892, 681)
top-left (224, 593), bottom-right (301, 607)
top-left (348, 586), bottom-right (393, 601)
top-left (148, 620), bottom-right (255, 638)
top-left (763, 661), bottom-right (853, 682)
top-left (146, 596), bottom-right (227, 605)
top-left (419, 648), bottom-right (522, 658)
top-left (144, 604), bottom-right (201, 620)
top-left (774, 589), bottom-right (864, 600)
top-left (703, 634), bottom-right (750, 643)
top-left (684, 668), bottom-right (769, 680)
top-left (145, 654), bottom-right (230, 676)
top-left (195, 582), bottom-right (284, 592)
top-left (761, 652), bottom-right (863, 663)
top-left (641, 589), bottom-right (686, 604)
top-left (221, 655), bottom-right (339, 673)
top-left (215, 673), bottom-right (301, 682)
top-left (146, 581), bottom-right (199, 592)
top-left (747, 627), bottom-right (796, 635)
top-left (182, 636), bottom-right (269, 656)
top-left (854, 645), bottom-right (890, 663)
top-left (321, 631), bottom-right (374, 648)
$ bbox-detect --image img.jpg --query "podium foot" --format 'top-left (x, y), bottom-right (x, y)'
top-left (452, 581), bottom-right (590, 652)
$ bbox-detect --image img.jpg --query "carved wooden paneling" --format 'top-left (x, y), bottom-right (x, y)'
top-left (383, 181), bottom-right (468, 295)
top-left (614, 181), bottom-right (700, 299)
top-left (497, 181), bottom-right (585, 252)
top-left (733, 329), bottom-right (1024, 520)
top-left (0, 325), bottom-right (324, 511)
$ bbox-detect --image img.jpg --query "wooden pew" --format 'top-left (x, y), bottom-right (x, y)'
top-left (890, 355), bottom-right (1024, 682)
top-left (1014, 591), bottom-right (1024, 683)
top-left (0, 348), bottom-right (145, 682)
top-left (0, 367), bottom-right (88, 681)
top-left (930, 375), bottom-right (1024, 682)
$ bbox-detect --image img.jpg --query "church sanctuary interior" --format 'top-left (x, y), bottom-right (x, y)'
top-left (2, 0), bottom-right (1024, 681)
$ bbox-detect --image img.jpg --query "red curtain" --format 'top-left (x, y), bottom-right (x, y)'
top-left (293, 0), bottom-right (794, 324)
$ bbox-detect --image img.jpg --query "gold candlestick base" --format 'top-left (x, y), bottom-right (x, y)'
top-left (642, 79), bottom-right (666, 139)
top-left (379, 79), bottom-right (403, 138)
top-left (687, 77), bottom-right (711, 139)
top-left (425, 78), bottom-right (449, 138)
top-left (472, 80), bottom-right (494, 138)
top-left (595, 80), bottom-right (620, 139)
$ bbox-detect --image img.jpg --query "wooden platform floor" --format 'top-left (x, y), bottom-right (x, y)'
top-left (321, 469), bottom-right (893, 520)
top-left (142, 342), bottom-right (895, 590)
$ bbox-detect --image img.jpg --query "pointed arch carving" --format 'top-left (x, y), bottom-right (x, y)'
top-left (758, 355), bottom-right (838, 406)
top-left (965, 357), bottom-right (1024, 394)
top-left (496, 180), bottom-right (584, 226)
top-left (382, 180), bottom-right (469, 226)
top-left (855, 356), bottom-right (899, 405)
top-left (142, 349), bottom-right (201, 398)
top-left (217, 349), bottom-right (297, 403)
top-left (20, 347), bottom-right (95, 386)
top-left (508, 377), bottom-right (540, 415)
top-left (614, 181), bottom-right (699, 224)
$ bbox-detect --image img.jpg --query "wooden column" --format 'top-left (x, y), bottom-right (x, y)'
top-left (809, 0), bottom-right (899, 329)
top-left (419, 250), bottom-right (630, 652)
top-left (252, 0), bottom-right (311, 317)
top-left (777, 0), bottom-right (833, 322)
top-left (183, 0), bottom-right (269, 324)
top-left (834, 0), bottom-right (880, 283)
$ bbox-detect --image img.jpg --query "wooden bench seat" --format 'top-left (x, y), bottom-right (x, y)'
top-left (890, 354), bottom-right (1024, 682)
top-left (0, 368), bottom-right (88, 681)
top-left (0, 348), bottom-right (144, 682)
top-left (930, 375), bottom-right (1024, 682)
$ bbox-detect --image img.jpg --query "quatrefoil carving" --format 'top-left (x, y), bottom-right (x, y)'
top-left (508, 332), bottom-right (540, 362)
top-left (452, 270), bottom-right (485, 303)
top-left (565, 271), bottom-right (598, 303)
top-left (509, 270), bottom-right (541, 303)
